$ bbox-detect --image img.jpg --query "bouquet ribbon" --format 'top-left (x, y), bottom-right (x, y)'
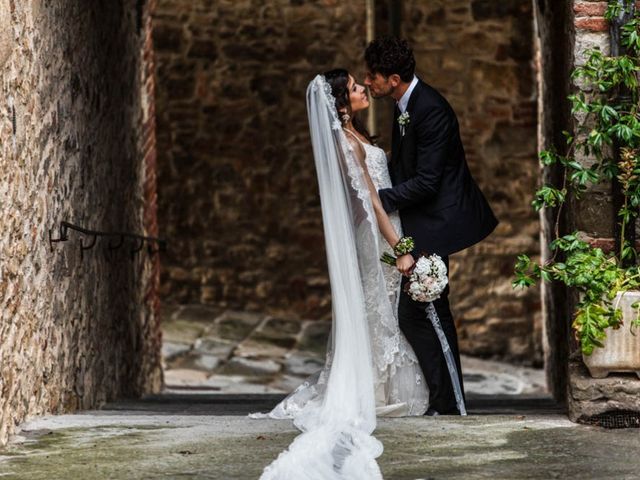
top-left (425, 302), bottom-right (467, 416)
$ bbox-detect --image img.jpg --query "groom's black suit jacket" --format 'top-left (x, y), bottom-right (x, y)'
top-left (379, 79), bottom-right (498, 257)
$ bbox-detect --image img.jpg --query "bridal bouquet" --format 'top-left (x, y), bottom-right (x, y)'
top-left (381, 250), bottom-right (448, 303)
top-left (405, 254), bottom-right (448, 302)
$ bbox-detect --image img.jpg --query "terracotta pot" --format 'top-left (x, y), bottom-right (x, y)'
top-left (583, 291), bottom-right (640, 379)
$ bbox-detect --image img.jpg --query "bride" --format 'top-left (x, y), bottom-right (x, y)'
top-left (251, 70), bottom-right (428, 479)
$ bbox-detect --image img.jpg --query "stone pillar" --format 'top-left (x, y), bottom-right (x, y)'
top-left (141, 0), bottom-right (164, 394)
top-left (535, 0), bottom-right (575, 402)
top-left (567, 1), bottom-right (640, 421)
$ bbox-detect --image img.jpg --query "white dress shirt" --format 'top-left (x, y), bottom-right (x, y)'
top-left (397, 75), bottom-right (419, 113)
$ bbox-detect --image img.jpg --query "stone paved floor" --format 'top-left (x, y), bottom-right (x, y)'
top-left (161, 305), bottom-right (547, 396)
top-left (6, 309), bottom-right (637, 479)
top-left (2, 395), bottom-right (640, 479)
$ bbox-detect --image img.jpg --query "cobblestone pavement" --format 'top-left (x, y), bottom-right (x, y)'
top-left (161, 305), bottom-right (547, 396)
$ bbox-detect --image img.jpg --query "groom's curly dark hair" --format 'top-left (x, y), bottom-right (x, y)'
top-left (365, 37), bottom-right (415, 82)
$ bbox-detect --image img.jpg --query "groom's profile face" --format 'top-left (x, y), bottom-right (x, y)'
top-left (364, 71), bottom-right (396, 99)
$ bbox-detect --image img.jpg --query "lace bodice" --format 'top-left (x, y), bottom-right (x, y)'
top-left (361, 143), bottom-right (392, 191)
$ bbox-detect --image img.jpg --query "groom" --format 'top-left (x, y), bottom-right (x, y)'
top-left (364, 37), bottom-right (499, 415)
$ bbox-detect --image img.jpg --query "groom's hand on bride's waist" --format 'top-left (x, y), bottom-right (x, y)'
top-left (396, 253), bottom-right (415, 276)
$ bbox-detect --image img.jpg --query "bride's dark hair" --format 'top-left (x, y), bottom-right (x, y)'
top-left (323, 68), bottom-right (375, 144)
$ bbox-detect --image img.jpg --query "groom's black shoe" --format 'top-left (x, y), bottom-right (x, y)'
top-left (440, 407), bottom-right (462, 415)
top-left (424, 408), bottom-right (440, 417)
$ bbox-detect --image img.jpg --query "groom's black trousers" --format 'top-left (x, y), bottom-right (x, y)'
top-left (398, 256), bottom-right (466, 415)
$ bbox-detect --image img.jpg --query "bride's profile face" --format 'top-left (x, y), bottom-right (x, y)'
top-left (347, 75), bottom-right (369, 113)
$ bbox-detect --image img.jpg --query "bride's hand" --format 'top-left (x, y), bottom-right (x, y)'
top-left (396, 253), bottom-right (415, 276)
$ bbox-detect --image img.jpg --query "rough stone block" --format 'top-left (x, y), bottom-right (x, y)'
top-left (169, 351), bottom-right (221, 372)
top-left (162, 319), bottom-right (208, 344)
top-left (575, 17), bottom-right (608, 33)
top-left (192, 337), bottom-right (235, 358)
top-left (568, 359), bottom-right (640, 422)
top-left (297, 321), bottom-right (331, 355)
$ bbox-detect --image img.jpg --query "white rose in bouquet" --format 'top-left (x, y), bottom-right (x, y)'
top-left (404, 254), bottom-right (448, 303)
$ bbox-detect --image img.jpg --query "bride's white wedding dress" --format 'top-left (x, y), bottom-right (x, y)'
top-left (254, 129), bottom-right (428, 422)
top-left (251, 75), bottom-right (427, 480)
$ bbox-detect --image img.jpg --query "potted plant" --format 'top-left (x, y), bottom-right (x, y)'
top-left (514, 3), bottom-right (640, 377)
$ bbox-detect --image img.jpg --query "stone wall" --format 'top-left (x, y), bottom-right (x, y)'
top-left (565, 0), bottom-right (640, 421)
top-left (154, 0), bottom-right (542, 364)
top-left (0, 0), bottom-right (163, 445)
top-left (154, 0), bottom-right (368, 318)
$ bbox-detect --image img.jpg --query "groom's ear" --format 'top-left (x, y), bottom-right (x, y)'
top-left (389, 74), bottom-right (401, 88)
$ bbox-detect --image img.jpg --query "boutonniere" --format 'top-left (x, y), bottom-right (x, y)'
top-left (398, 111), bottom-right (410, 136)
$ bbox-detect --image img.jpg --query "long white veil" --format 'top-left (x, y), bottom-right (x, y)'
top-left (255, 75), bottom-right (387, 479)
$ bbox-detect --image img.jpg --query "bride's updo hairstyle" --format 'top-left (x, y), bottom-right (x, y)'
top-left (323, 68), bottom-right (375, 144)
